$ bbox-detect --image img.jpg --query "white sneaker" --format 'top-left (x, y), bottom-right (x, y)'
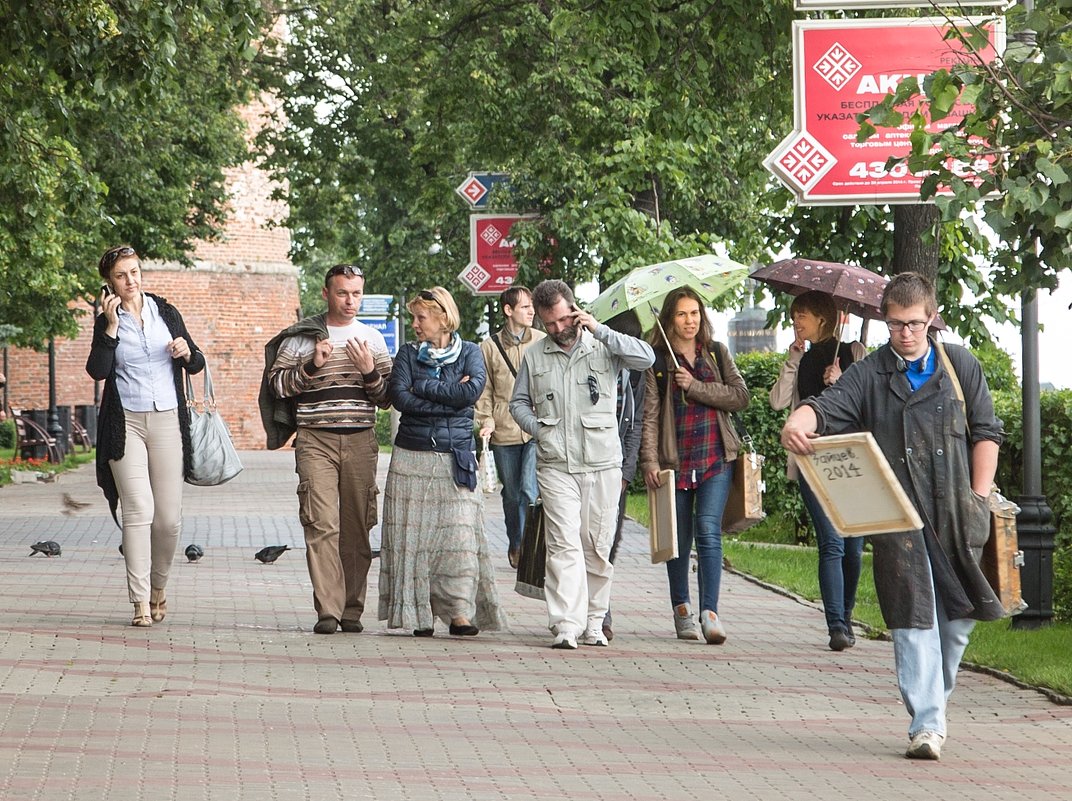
top-left (581, 626), bottom-right (608, 646)
top-left (551, 631), bottom-right (578, 650)
top-left (905, 731), bottom-right (944, 761)
top-left (674, 603), bottom-right (700, 640)
top-left (699, 610), bottom-right (727, 645)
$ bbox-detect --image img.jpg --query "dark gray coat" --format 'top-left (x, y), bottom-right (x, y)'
top-left (804, 340), bottom-right (1004, 628)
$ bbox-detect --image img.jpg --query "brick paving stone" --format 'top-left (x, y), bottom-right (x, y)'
top-left (0, 450), bottom-right (1070, 800)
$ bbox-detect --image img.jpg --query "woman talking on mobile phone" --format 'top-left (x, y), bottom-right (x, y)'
top-left (86, 244), bottom-right (205, 628)
top-left (769, 290), bottom-right (866, 651)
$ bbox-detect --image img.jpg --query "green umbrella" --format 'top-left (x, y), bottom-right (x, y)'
top-left (588, 254), bottom-right (749, 332)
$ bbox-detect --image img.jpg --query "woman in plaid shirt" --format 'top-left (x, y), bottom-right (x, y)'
top-left (639, 287), bottom-right (750, 644)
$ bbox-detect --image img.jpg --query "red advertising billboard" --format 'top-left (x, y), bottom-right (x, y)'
top-left (765, 17), bottom-right (1005, 205)
top-left (458, 214), bottom-right (537, 295)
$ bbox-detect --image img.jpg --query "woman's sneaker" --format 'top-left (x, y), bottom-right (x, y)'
top-left (699, 610), bottom-right (727, 644)
top-left (829, 628), bottom-right (854, 651)
top-left (674, 604), bottom-right (700, 640)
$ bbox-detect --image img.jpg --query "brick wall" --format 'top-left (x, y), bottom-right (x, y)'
top-left (2, 92), bottom-right (301, 450)
top-left (4, 263), bottom-right (300, 450)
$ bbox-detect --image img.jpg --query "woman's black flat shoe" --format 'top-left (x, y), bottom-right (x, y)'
top-left (449, 623), bottom-right (479, 636)
top-left (413, 628), bottom-right (434, 637)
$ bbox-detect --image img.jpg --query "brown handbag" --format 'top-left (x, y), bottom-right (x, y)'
top-left (709, 345), bottom-right (765, 533)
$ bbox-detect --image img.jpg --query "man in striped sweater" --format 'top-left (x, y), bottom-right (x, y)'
top-left (263, 264), bottom-right (393, 634)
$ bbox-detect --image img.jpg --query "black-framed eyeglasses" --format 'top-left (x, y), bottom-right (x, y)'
top-left (325, 264), bottom-right (364, 282)
top-left (885, 319), bottom-right (929, 333)
top-left (587, 375), bottom-right (599, 405)
top-left (419, 290), bottom-right (448, 315)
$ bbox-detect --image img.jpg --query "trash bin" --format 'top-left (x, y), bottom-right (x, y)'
top-left (26, 408), bottom-right (70, 460)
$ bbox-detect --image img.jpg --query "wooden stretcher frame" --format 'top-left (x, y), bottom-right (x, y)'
top-left (796, 432), bottom-right (923, 537)
top-left (648, 469), bottom-right (678, 563)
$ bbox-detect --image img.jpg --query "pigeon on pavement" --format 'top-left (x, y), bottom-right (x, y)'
top-left (30, 541), bottom-right (62, 557)
top-left (255, 545), bottom-right (289, 564)
top-left (185, 544), bottom-right (204, 562)
top-left (61, 493), bottom-right (91, 516)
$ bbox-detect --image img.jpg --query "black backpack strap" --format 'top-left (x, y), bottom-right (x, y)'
top-left (492, 333), bottom-right (517, 378)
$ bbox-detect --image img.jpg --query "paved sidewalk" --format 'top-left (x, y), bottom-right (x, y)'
top-left (1, 450), bottom-right (1070, 801)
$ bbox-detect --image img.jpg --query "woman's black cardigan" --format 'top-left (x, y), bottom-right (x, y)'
top-left (85, 293), bottom-right (205, 524)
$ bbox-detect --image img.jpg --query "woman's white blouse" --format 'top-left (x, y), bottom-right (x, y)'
top-left (113, 295), bottom-right (180, 412)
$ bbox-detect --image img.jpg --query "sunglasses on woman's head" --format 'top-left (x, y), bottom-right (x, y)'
top-left (419, 290), bottom-right (448, 315)
top-left (99, 246), bottom-right (138, 274)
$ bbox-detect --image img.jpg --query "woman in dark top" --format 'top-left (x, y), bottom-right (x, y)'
top-left (770, 290), bottom-right (866, 651)
top-left (378, 286), bottom-right (505, 637)
top-left (85, 245), bottom-right (205, 627)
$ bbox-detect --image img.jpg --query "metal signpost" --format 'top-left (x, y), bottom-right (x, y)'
top-left (454, 172), bottom-right (512, 209)
top-left (765, 17), bottom-right (1005, 206)
top-left (457, 213), bottom-right (537, 296)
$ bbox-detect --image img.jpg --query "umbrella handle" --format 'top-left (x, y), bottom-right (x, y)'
top-left (831, 314), bottom-right (845, 369)
top-left (650, 305), bottom-right (680, 371)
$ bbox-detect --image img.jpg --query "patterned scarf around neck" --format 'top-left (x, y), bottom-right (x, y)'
top-left (416, 332), bottom-right (463, 376)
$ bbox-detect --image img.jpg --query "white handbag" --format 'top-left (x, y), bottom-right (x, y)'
top-left (184, 363), bottom-right (243, 486)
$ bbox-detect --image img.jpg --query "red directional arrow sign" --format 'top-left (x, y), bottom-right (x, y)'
top-left (765, 17), bottom-right (1005, 205)
top-left (457, 214), bottom-right (537, 295)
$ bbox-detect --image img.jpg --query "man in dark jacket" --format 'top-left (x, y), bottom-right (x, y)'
top-left (781, 272), bottom-right (1003, 762)
top-left (262, 264), bottom-right (392, 635)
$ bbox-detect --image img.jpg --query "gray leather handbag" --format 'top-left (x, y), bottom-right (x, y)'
top-left (184, 363), bottom-right (243, 486)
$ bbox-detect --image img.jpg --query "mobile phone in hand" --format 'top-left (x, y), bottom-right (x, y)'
top-left (101, 284), bottom-right (113, 297)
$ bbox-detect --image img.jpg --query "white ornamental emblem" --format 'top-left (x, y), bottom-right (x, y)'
top-left (462, 263), bottom-right (490, 289)
top-left (481, 224), bottom-right (503, 246)
top-left (777, 133), bottom-right (834, 191)
top-left (813, 42), bottom-right (861, 91)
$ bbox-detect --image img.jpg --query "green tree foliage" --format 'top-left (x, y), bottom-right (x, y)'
top-left (857, 5), bottom-right (1072, 296)
top-left (0, 1), bottom-right (266, 347)
top-left (261, 1), bottom-right (1017, 343)
top-left (257, 0), bottom-right (796, 333)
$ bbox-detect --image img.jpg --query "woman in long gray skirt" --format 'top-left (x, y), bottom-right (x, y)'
top-left (379, 286), bottom-right (505, 636)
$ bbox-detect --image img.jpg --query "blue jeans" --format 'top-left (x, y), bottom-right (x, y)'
top-left (666, 467), bottom-right (734, 614)
top-left (799, 477), bottom-right (864, 634)
top-left (891, 560), bottom-right (976, 738)
top-left (491, 441), bottom-right (538, 552)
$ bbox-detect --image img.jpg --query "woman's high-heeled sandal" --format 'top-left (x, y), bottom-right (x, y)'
top-left (149, 588), bottom-right (167, 622)
top-left (132, 602), bottom-right (152, 627)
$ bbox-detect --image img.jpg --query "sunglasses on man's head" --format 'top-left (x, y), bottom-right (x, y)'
top-left (326, 264), bottom-right (364, 281)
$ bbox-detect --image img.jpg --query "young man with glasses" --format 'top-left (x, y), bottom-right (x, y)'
top-left (259, 264), bottom-right (393, 634)
top-left (509, 280), bottom-right (654, 649)
top-left (780, 272), bottom-right (1005, 761)
top-left (475, 286), bottom-right (545, 569)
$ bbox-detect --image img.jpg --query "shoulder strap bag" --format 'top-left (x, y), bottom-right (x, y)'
top-left (185, 362), bottom-right (244, 486)
top-left (492, 333), bottom-right (517, 378)
top-left (936, 343), bottom-right (1026, 616)
top-left (710, 344), bottom-right (766, 533)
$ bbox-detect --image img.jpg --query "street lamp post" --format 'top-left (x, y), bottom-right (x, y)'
top-left (46, 338), bottom-right (67, 462)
